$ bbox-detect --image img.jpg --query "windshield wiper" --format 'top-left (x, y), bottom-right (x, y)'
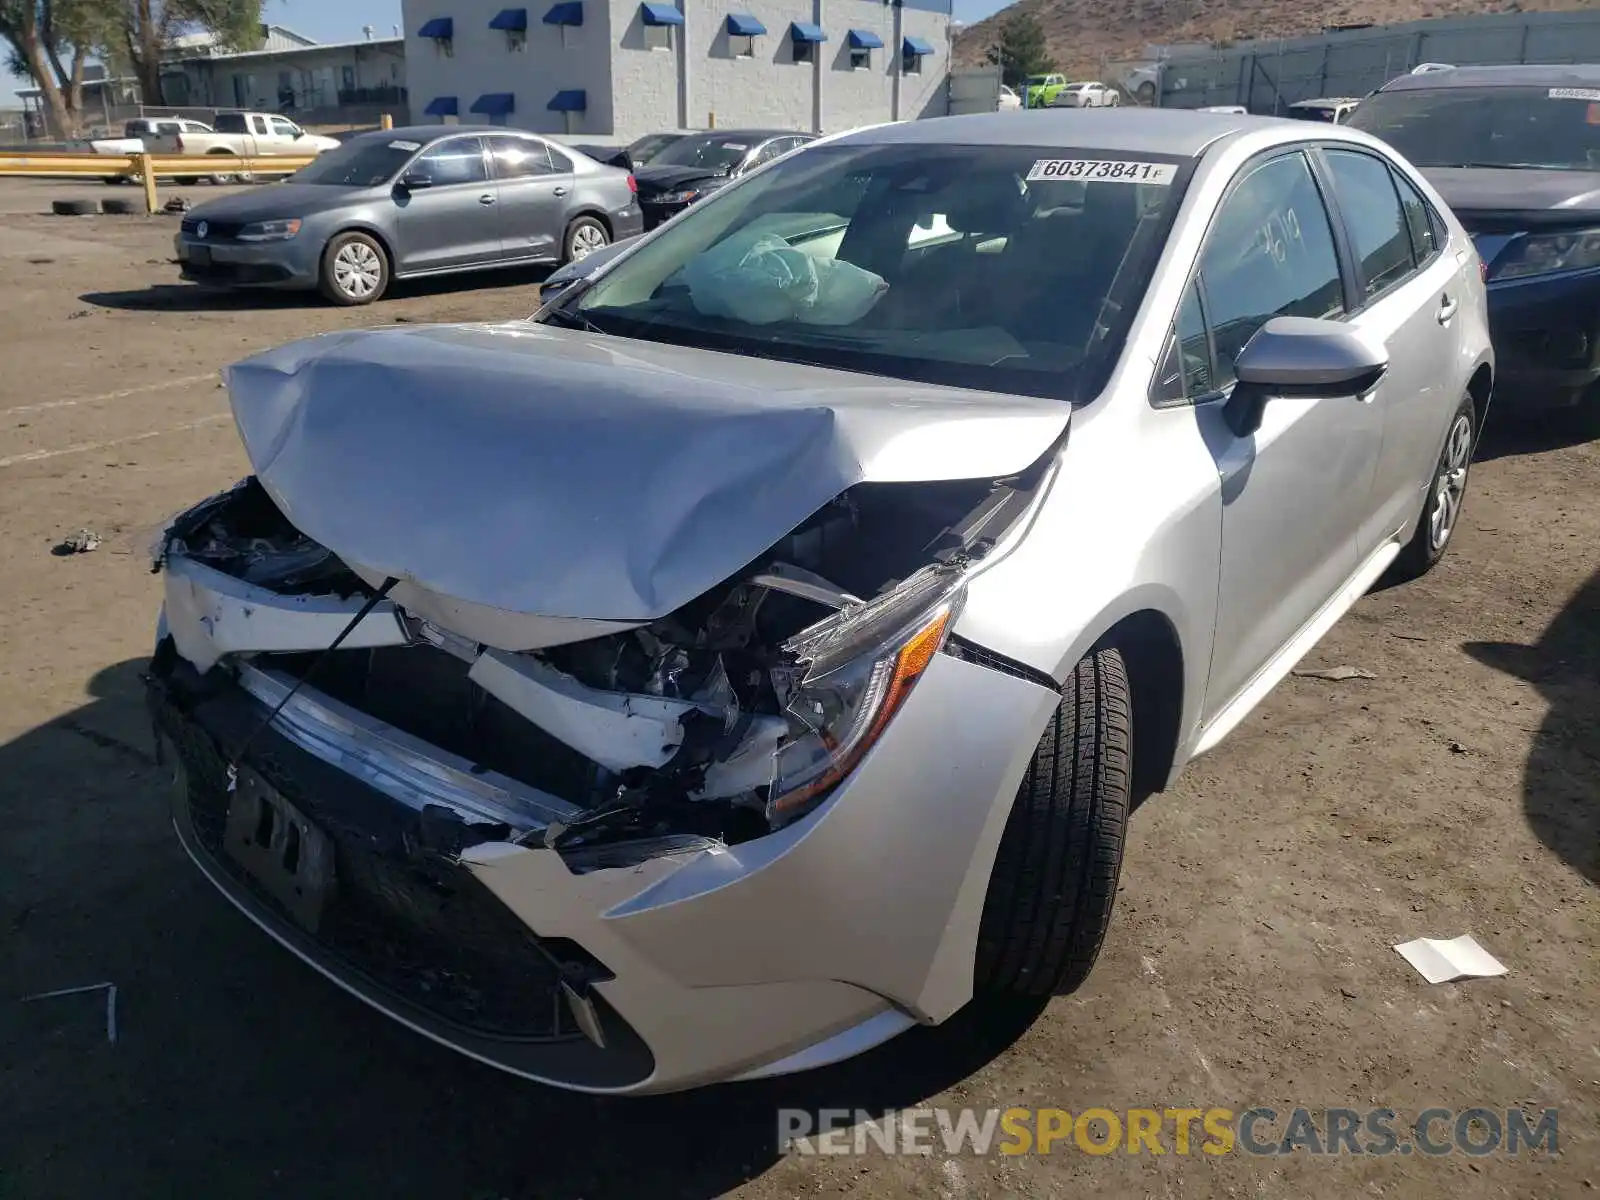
top-left (540, 304), bottom-right (603, 333)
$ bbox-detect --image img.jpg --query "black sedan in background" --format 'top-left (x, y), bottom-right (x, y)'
top-left (634, 130), bottom-right (815, 228)
top-left (1349, 64), bottom-right (1600, 415)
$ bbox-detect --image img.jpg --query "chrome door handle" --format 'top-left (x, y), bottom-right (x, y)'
top-left (479, 193), bottom-right (496, 205)
top-left (552, 186), bottom-right (569, 197)
top-left (1437, 294), bottom-right (1458, 323)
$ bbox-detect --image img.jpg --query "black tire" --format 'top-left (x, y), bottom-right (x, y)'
top-left (102, 197), bottom-right (140, 215)
top-left (174, 176), bottom-right (199, 186)
top-left (51, 199), bottom-right (100, 216)
top-left (206, 152), bottom-right (238, 185)
top-left (1390, 391), bottom-right (1476, 582)
top-left (975, 646), bottom-right (1132, 997)
top-left (1137, 81), bottom-right (1157, 105)
top-left (561, 215), bottom-right (609, 265)
top-left (101, 176), bottom-right (124, 186)
top-left (318, 231), bottom-right (390, 306)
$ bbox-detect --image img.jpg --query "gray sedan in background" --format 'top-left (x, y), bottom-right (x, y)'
top-left (175, 125), bottom-right (643, 305)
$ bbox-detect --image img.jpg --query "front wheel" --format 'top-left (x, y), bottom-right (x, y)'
top-left (1391, 392), bottom-right (1476, 581)
top-left (562, 215), bottom-right (609, 265)
top-left (318, 232), bottom-right (389, 305)
top-left (975, 646), bottom-right (1132, 997)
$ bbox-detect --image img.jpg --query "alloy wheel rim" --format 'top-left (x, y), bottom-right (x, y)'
top-left (570, 225), bottom-right (607, 260)
top-left (1428, 412), bottom-right (1472, 552)
top-left (334, 243), bottom-right (381, 298)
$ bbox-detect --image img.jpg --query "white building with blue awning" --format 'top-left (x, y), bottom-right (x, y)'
top-left (401, 0), bottom-right (952, 141)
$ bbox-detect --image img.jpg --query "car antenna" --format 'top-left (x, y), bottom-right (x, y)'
top-left (225, 575), bottom-right (400, 791)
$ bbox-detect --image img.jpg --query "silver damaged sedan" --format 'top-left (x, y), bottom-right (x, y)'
top-left (148, 110), bottom-right (1493, 1093)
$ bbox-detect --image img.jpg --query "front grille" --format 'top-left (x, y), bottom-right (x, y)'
top-left (180, 217), bottom-right (243, 239)
top-left (150, 669), bottom-right (602, 1043)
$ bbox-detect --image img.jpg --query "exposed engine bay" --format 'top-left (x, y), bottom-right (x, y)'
top-left (152, 463), bottom-right (1048, 857)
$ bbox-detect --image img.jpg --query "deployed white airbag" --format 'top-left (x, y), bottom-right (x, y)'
top-left (683, 231), bottom-right (889, 326)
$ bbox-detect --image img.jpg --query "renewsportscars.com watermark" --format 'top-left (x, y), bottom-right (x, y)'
top-left (779, 1106), bottom-right (1560, 1158)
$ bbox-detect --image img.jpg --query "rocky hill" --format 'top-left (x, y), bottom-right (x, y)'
top-left (953, 0), bottom-right (1595, 74)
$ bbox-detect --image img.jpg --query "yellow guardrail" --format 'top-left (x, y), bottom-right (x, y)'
top-left (0, 150), bottom-right (321, 211)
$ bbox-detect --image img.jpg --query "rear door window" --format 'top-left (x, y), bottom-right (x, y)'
top-left (1323, 148), bottom-right (1419, 298)
top-left (489, 136), bottom-right (556, 178)
top-left (1391, 169), bottom-right (1442, 265)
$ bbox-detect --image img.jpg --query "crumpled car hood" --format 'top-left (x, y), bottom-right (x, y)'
top-left (223, 321), bottom-right (1070, 622)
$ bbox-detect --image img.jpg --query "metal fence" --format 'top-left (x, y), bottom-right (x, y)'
top-left (1142, 8), bottom-right (1600, 113)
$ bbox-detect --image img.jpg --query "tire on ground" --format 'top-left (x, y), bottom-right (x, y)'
top-left (51, 199), bottom-right (101, 216)
top-left (318, 231), bottom-right (390, 306)
top-left (205, 151), bottom-right (238, 185)
top-left (101, 197), bottom-right (141, 215)
top-left (975, 646), bottom-right (1132, 997)
top-left (561, 215), bottom-right (609, 265)
top-left (1389, 390), bottom-right (1476, 583)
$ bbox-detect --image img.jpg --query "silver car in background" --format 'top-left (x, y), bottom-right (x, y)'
top-left (148, 110), bottom-right (1491, 1093)
top-left (174, 125), bottom-right (643, 305)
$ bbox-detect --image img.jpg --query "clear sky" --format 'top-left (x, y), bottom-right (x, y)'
top-left (7, 0), bottom-right (1009, 103)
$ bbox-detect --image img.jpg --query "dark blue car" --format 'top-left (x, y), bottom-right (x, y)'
top-left (1350, 64), bottom-right (1600, 415)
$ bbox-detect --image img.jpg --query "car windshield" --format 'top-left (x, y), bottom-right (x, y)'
top-left (1347, 85), bottom-right (1600, 170)
top-left (1289, 105), bottom-right (1340, 122)
top-left (627, 133), bottom-right (683, 165)
top-left (649, 134), bottom-right (759, 172)
top-left (290, 137), bottom-right (419, 186)
top-left (559, 142), bottom-right (1189, 402)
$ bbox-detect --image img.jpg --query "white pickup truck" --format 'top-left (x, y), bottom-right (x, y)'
top-left (78, 117), bottom-right (214, 184)
top-left (147, 111), bottom-right (342, 184)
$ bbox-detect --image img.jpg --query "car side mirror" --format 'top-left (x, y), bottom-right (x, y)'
top-left (398, 170), bottom-right (433, 190)
top-left (1224, 316), bottom-right (1388, 438)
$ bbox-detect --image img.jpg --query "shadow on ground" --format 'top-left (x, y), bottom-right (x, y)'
top-left (1473, 408), bottom-right (1600, 463)
top-left (0, 658), bottom-right (1042, 1199)
top-left (1465, 567), bottom-right (1600, 883)
top-left (81, 266), bottom-right (553, 314)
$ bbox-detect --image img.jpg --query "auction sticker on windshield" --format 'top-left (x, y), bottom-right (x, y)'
top-left (1027, 159), bottom-right (1177, 184)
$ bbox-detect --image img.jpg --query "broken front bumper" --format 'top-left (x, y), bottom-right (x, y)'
top-left (148, 615), bottom-right (1059, 1094)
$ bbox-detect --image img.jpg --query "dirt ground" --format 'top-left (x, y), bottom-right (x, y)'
top-left (0, 177), bottom-right (1595, 1200)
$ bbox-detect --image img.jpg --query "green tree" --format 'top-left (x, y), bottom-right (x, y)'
top-left (0, 0), bottom-right (263, 135)
top-left (0, 0), bottom-right (105, 136)
top-left (112, 0), bottom-right (264, 107)
top-left (985, 11), bottom-right (1055, 89)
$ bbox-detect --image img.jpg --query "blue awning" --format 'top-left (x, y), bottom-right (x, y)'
top-left (902, 35), bottom-right (935, 56)
top-left (423, 95), bottom-right (458, 116)
top-left (417, 16), bottom-right (453, 38)
top-left (470, 92), bottom-right (516, 115)
top-left (789, 21), bottom-right (827, 43)
top-left (548, 89), bottom-right (587, 112)
top-left (489, 7), bottom-right (528, 30)
top-left (847, 29), bottom-right (883, 50)
top-left (543, 1), bottom-right (583, 24)
top-left (640, 3), bottom-right (683, 26)
top-left (725, 13), bottom-right (766, 36)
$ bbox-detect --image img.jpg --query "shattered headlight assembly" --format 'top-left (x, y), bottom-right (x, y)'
top-left (767, 564), bottom-right (965, 826)
top-left (236, 218), bottom-right (302, 242)
top-left (1490, 227), bottom-right (1600, 281)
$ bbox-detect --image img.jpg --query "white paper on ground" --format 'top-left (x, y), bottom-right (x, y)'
top-left (1393, 934), bottom-right (1507, 984)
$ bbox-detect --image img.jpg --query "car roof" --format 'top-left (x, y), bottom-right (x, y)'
top-left (1292, 97), bottom-right (1360, 106)
top-left (685, 129), bottom-right (807, 140)
top-left (1377, 62), bottom-right (1600, 92)
top-left (833, 108), bottom-right (1273, 157)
